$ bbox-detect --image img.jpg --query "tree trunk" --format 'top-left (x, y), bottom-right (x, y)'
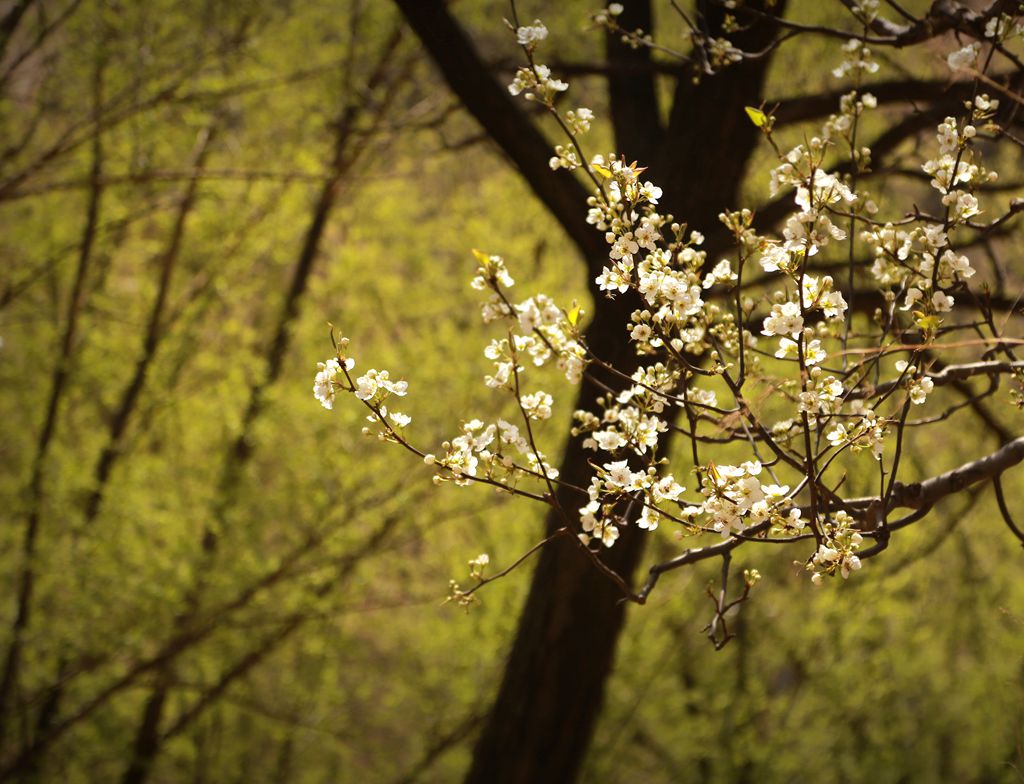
top-left (393, 2), bottom-right (784, 781)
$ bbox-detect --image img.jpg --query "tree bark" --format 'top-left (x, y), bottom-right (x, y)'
top-left (0, 51), bottom-right (105, 755)
top-left (393, 2), bottom-right (784, 781)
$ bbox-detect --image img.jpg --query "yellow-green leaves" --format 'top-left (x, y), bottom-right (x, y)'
top-left (744, 106), bottom-right (768, 128)
top-left (913, 311), bottom-right (942, 336)
top-left (566, 300), bottom-right (582, 327)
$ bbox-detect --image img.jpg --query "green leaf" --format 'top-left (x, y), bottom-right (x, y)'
top-left (745, 106), bottom-right (767, 128)
top-left (567, 301), bottom-right (582, 326)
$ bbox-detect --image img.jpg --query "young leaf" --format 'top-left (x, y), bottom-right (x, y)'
top-left (567, 301), bottom-right (582, 326)
top-left (744, 106), bottom-right (767, 128)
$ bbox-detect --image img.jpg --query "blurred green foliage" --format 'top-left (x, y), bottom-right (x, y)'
top-left (0, 1), bottom-right (1021, 782)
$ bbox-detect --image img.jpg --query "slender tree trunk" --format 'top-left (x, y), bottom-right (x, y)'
top-left (117, 131), bottom-right (353, 784)
top-left (0, 0), bottom-right (33, 61)
top-left (116, 28), bottom-right (405, 782)
top-left (84, 127), bottom-right (215, 522)
top-left (120, 671), bottom-right (171, 784)
top-left (0, 53), bottom-right (105, 753)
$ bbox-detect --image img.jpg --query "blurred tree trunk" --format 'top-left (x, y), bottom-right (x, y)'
top-left (0, 48), bottom-right (106, 754)
top-left (393, 1), bottom-right (783, 781)
top-left (118, 31), bottom-right (404, 784)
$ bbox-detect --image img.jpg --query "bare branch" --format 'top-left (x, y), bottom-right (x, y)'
top-left (993, 474), bottom-right (1024, 547)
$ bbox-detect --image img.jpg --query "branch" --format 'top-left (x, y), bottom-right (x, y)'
top-left (835, 0), bottom-right (996, 45)
top-left (888, 436), bottom-right (1024, 511)
top-left (0, 0), bottom-right (32, 60)
top-left (83, 126), bottom-right (216, 522)
top-left (770, 71), bottom-right (1023, 127)
top-left (488, 56), bottom-right (686, 79)
top-left (637, 523), bottom-right (771, 601)
top-left (392, 0), bottom-right (606, 267)
top-left (640, 437), bottom-right (1024, 599)
top-left (754, 106), bottom-right (968, 232)
top-left (993, 475), bottom-right (1024, 547)
top-left (0, 47), bottom-right (106, 747)
top-left (847, 360), bottom-right (1024, 401)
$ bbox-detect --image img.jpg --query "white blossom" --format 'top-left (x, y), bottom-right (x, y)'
top-left (947, 43), bottom-right (980, 72)
top-left (313, 358), bottom-right (343, 409)
top-left (909, 376), bottom-right (934, 405)
top-left (516, 20), bottom-right (548, 46)
top-left (761, 301), bottom-right (804, 338)
top-left (520, 390), bottom-right (554, 420)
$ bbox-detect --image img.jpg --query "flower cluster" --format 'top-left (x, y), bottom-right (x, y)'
top-left (475, 258), bottom-right (587, 386)
top-left (807, 512), bottom-right (863, 584)
top-left (706, 37), bottom-right (743, 70)
top-left (313, 340), bottom-right (356, 410)
top-left (426, 417), bottom-right (557, 488)
top-left (832, 39), bottom-right (880, 80)
top-left (313, 358), bottom-right (343, 410)
top-left (826, 408), bottom-right (887, 459)
top-left (701, 461), bottom-right (801, 537)
top-left (515, 19), bottom-right (548, 47)
top-left (863, 108), bottom-right (993, 329)
top-left (353, 368), bottom-right (408, 403)
top-left (578, 460), bottom-right (687, 547)
top-left (507, 63), bottom-right (567, 104)
top-left (984, 12), bottom-right (1024, 42)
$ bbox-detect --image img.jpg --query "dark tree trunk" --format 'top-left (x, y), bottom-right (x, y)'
top-left (393, 2), bottom-right (784, 781)
top-left (120, 673), bottom-right (170, 784)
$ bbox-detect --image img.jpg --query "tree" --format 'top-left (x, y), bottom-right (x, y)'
top-left (313, 1), bottom-right (1024, 781)
top-left (0, 2), bottom-right (457, 779)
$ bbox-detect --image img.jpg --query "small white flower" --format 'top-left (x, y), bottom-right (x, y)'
top-left (774, 337), bottom-right (799, 360)
top-left (630, 323), bottom-right (652, 342)
top-left (354, 373), bottom-right (377, 401)
top-left (702, 259), bottom-right (737, 289)
top-left (909, 377), bottom-right (934, 405)
top-left (931, 291), bottom-right (954, 312)
top-left (804, 339), bottom-right (827, 365)
top-left (841, 554), bottom-right (862, 578)
top-left (826, 424), bottom-right (848, 447)
top-left (593, 430), bottom-right (627, 451)
top-left (947, 43), bottom-right (980, 72)
top-left (516, 20), bottom-right (548, 46)
top-left (596, 520), bottom-right (620, 547)
top-left (603, 459), bottom-right (636, 489)
top-left (638, 181), bottom-right (662, 204)
top-left (520, 390), bottom-right (554, 420)
top-left (901, 287), bottom-right (923, 311)
top-left (942, 190), bottom-right (979, 222)
top-left (313, 358), bottom-right (342, 409)
top-left (762, 301), bottom-right (804, 338)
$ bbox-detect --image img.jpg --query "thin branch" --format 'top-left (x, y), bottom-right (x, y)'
top-left (993, 474), bottom-right (1024, 547)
